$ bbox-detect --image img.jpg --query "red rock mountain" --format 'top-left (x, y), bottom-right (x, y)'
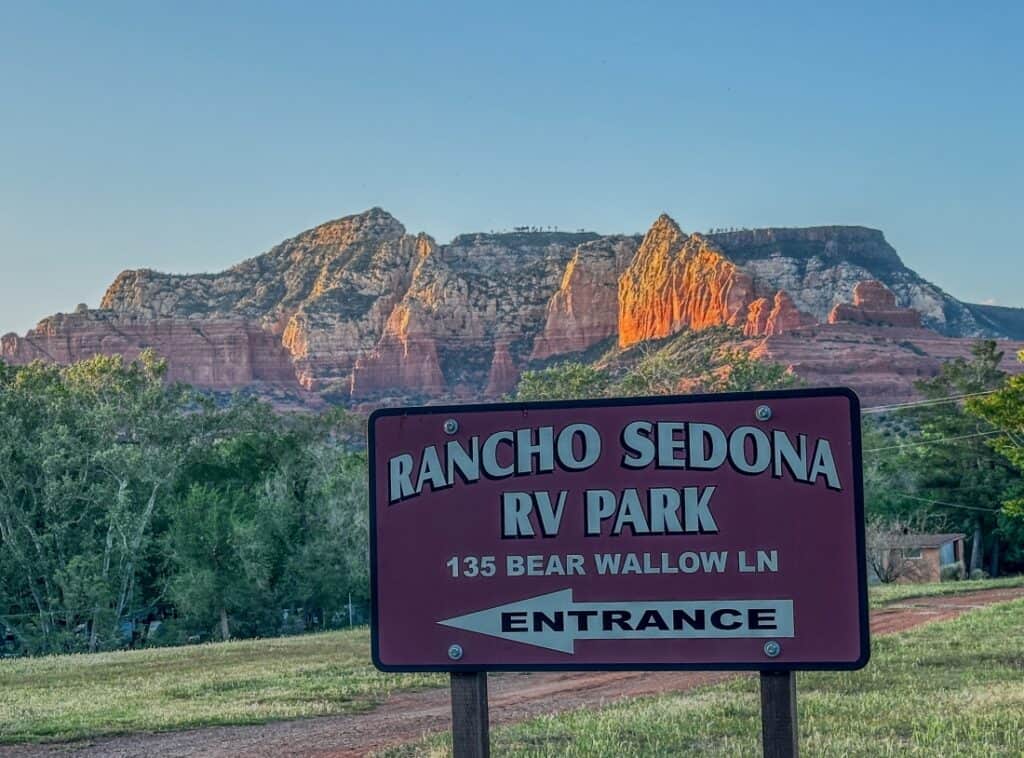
top-left (3, 208), bottom-right (1023, 406)
top-left (618, 216), bottom-right (755, 344)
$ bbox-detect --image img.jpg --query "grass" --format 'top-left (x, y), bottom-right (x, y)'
top-left (0, 626), bottom-right (442, 744)
top-left (868, 574), bottom-right (1024, 608)
top-left (0, 577), bottom-right (1020, 746)
top-left (385, 597), bottom-right (1024, 757)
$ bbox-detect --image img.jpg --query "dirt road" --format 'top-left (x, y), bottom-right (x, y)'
top-left (9, 587), bottom-right (1024, 758)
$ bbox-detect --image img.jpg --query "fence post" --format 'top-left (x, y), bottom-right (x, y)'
top-left (450, 671), bottom-right (489, 757)
top-left (760, 670), bottom-right (798, 758)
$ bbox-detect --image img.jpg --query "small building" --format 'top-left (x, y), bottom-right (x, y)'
top-left (869, 533), bottom-right (966, 584)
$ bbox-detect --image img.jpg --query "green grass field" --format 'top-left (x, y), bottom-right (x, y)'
top-left (0, 628), bottom-right (442, 743)
top-left (388, 596), bottom-right (1024, 757)
top-left (867, 574), bottom-right (1024, 608)
top-left (0, 577), bottom-right (1021, 746)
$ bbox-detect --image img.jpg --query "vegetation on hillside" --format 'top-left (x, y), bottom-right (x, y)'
top-left (513, 326), bottom-right (800, 401)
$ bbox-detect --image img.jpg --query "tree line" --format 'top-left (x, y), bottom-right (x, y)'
top-left (0, 328), bottom-right (798, 654)
top-left (2, 330), bottom-right (1022, 654)
top-left (0, 352), bottom-right (368, 654)
top-left (863, 341), bottom-right (1024, 578)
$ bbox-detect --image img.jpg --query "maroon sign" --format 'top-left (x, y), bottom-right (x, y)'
top-left (370, 388), bottom-right (868, 672)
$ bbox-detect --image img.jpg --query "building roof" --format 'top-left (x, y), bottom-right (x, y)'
top-left (877, 533), bottom-right (966, 549)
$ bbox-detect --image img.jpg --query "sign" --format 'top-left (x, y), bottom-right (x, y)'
top-left (370, 387), bottom-right (869, 672)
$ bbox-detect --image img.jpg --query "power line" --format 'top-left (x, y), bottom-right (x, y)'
top-left (888, 491), bottom-right (1001, 514)
top-left (864, 430), bottom-right (1002, 453)
top-left (861, 390), bottom-right (998, 415)
top-left (0, 604), bottom-right (159, 621)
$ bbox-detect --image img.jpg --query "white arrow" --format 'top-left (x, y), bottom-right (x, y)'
top-left (438, 589), bottom-right (794, 654)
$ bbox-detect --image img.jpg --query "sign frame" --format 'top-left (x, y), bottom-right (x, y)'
top-left (369, 386), bottom-right (870, 674)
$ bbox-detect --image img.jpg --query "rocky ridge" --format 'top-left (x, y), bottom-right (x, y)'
top-left (828, 280), bottom-right (923, 328)
top-left (4, 208), bottom-right (1023, 407)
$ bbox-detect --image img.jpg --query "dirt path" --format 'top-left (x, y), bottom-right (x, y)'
top-left (9, 587), bottom-right (1023, 758)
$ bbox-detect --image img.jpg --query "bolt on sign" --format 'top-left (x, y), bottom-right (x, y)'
top-left (370, 388), bottom-right (869, 672)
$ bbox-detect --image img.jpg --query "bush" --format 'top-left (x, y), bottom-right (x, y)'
top-left (940, 562), bottom-right (965, 581)
top-left (970, 568), bottom-right (990, 581)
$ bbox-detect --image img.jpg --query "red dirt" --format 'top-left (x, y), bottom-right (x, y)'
top-left (7, 587), bottom-right (1023, 758)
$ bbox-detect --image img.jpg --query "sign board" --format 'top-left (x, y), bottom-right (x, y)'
top-left (370, 387), bottom-right (869, 672)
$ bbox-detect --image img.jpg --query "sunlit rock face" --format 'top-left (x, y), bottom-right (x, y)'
top-left (764, 290), bottom-right (816, 335)
top-left (618, 216), bottom-right (757, 347)
top-left (531, 236), bottom-right (638, 360)
top-left (5, 208), bottom-right (1024, 408)
top-left (1, 312), bottom-right (295, 388)
top-left (616, 218), bottom-right (829, 347)
top-left (742, 291), bottom-right (815, 337)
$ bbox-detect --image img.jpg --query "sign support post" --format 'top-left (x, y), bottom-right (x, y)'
top-left (450, 671), bottom-right (490, 758)
top-left (760, 670), bottom-right (798, 758)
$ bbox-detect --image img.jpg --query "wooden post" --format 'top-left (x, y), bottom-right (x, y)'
top-left (450, 672), bottom-right (490, 758)
top-left (760, 670), bottom-right (798, 758)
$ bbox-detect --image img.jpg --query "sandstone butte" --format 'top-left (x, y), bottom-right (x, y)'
top-left (3, 207), bottom-right (1024, 409)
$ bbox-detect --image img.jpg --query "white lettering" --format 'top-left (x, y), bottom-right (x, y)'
top-left (515, 427), bottom-right (555, 474)
top-left (729, 426), bottom-right (772, 474)
top-left (502, 492), bottom-right (534, 537)
top-left (585, 489), bottom-right (617, 536)
top-left (388, 453), bottom-right (415, 503)
top-left (557, 423), bottom-right (601, 470)
top-left (535, 491), bottom-right (567, 536)
top-left (689, 423), bottom-right (728, 469)
top-left (415, 446), bottom-right (447, 494)
top-left (656, 422), bottom-right (686, 468)
top-left (809, 439), bottom-right (841, 489)
top-left (482, 431), bottom-right (515, 477)
top-left (621, 421), bottom-right (655, 468)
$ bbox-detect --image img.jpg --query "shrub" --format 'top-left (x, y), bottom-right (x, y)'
top-left (940, 562), bottom-right (965, 582)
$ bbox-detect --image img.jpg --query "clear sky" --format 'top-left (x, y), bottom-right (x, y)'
top-left (2, 1), bottom-right (1021, 334)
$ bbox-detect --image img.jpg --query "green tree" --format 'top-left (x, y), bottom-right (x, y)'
top-left (966, 349), bottom-right (1024, 567)
top-left (0, 352), bottom-right (374, 654)
top-left (861, 420), bottom-right (920, 519)
top-left (706, 348), bottom-right (801, 393)
top-left (869, 341), bottom-right (1017, 575)
top-left (166, 484), bottom-right (259, 641)
top-left (0, 352), bottom-right (195, 652)
top-left (263, 448), bottom-right (370, 627)
top-left (164, 399), bottom-right (371, 640)
top-left (968, 349), bottom-right (1024, 482)
top-left (511, 362), bottom-right (612, 401)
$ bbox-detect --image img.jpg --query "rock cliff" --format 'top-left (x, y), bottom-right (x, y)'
top-left (1, 311), bottom-right (296, 388)
top-left (531, 236), bottom-right (638, 360)
top-left (5, 208), bottom-right (1024, 407)
top-left (752, 323), bottom-right (1024, 405)
top-left (707, 226), bottom-right (988, 335)
top-left (618, 216), bottom-right (758, 346)
top-left (828, 280), bottom-right (923, 328)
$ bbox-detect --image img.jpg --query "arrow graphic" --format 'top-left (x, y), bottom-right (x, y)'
top-left (438, 589), bottom-right (794, 654)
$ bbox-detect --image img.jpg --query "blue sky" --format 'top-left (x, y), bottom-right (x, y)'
top-left (2, 1), bottom-right (1021, 333)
